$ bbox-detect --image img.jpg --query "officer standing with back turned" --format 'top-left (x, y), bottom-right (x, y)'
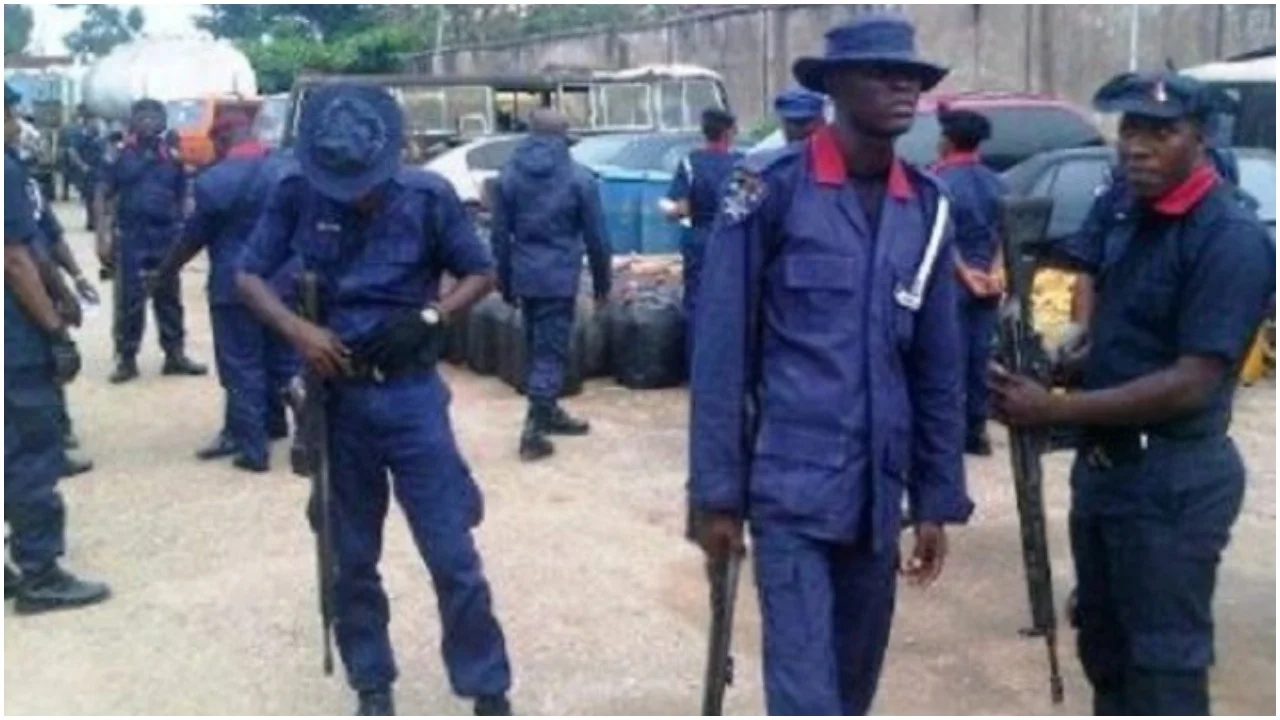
top-left (237, 84), bottom-right (513, 716)
top-left (5, 82), bottom-right (110, 613)
top-left (993, 71), bottom-right (1275, 715)
top-left (689, 13), bottom-right (972, 715)
top-left (773, 87), bottom-right (826, 144)
top-left (490, 109), bottom-right (612, 462)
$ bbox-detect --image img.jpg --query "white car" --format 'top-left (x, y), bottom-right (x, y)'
top-left (423, 135), bottom-right (526, 209)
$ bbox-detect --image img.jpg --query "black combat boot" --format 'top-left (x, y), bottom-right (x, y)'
top-left (13, 565), bottom-right (110, 615)
top-left (543, 404), bottom-right (590, 436)
top-left (108, 356), bottom-right (139, 384)
top-left (162, 353), bottom-right (208, 376)
top-left (965, 424), bottom-right (992, 457)
top-left (518, 406), bottom-right (554, 462)
top-left (61, 452), bottom-right (94, 478)
top-left (196, 433), bottom-right (239, 461)
top-left (355, 688), bottom-right (395, 716)
top-left (233, 454), bottom-right (270, 474)
top-left (474, 695), bottom-right (512, 716)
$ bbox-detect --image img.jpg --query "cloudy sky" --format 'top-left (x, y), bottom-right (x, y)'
top-left (29, 4), bottom-right (206, 54)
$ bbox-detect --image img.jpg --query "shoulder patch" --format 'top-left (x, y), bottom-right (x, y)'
top-left (721, 167), bottom-right (768, 223)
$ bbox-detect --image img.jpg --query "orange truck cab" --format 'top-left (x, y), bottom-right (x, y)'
top-left (165, 96), bottom-right (263, 168)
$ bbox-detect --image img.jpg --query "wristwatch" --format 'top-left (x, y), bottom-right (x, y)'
top-left (421, 305), bottom-right (443, 327)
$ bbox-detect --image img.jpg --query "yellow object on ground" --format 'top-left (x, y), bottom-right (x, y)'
top-left (1240, 324), bottom-right (1272, 386)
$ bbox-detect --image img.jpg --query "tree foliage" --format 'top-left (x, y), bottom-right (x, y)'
top-left (5, 5), bottom-right (34, 55)
top-left (63, 4), bottom-right (145, 57)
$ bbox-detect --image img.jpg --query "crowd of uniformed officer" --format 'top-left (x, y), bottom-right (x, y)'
top-left (4, 9), bottom-right (1275, 717)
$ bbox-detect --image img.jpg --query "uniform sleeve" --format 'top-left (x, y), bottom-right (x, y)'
top-left (577, 171), bottom-right (613, 298)
top-left (239, 177), bottom-right (297, 280)
top-left (182, 178), bottom-right (219, 249)
top-left (433, 181), bottom-right (493, 278)
top-left (5, 159), bottom-right (38, 245)
top-left (1177, 219), bottom-right (1276, 364)
top-left (489, 175), bottom-right (514, 293)
top-left (688, 172), bottom-right (770, 516)
top-left (667, 156), bottom-right (691, 201)
top-left (906, 208), bottom-right (973, 525)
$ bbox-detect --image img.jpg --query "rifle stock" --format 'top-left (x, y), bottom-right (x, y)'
top-left (995, 197), bottom-right (1064, 705)
top-left (298, 272), bottom-right (337, 677)
top-left (701, 550), bottom-right (743, 716)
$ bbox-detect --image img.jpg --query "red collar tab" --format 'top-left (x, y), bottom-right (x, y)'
top-left (809, 124), bottom-right (914, 199)
top-left (227, 140), bottom-right (267, 159)
top-left (932, 150), bottom-right (981, 170)
top-left (1152, 163), bottom-right (1218, 216)
top-left (705, 140), bottom-right (731, 153)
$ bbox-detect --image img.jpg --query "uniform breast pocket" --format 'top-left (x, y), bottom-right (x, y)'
top-left (780, 254), bottom-right (856, 331)
top-left (1125, 269), bottom-right (1178, 330)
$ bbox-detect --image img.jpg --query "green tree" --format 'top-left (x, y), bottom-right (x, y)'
top-left (64, 5), bottom-right (145, 57)
top-left (199, 5), bottom-right (378, 42)
top-left (4, 4), bottom-right (34, 55)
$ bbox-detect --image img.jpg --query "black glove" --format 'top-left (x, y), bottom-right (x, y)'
top-left (358, 312), bottom-right (442, 369)
top-left (50, 330), bottom-right (82, 384)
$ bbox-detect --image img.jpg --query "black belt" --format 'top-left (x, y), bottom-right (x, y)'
top-left (345, 356), bottom-right (435, 384)
top-left (1081, 429), bottom-right (1224, 469)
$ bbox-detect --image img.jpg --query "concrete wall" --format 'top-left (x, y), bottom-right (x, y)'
top-left (404, 4), bottom-right (1276, 126)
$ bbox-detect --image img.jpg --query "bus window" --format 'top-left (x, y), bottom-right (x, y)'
top-left (594, 83), bottom-right (652, 129)
top-left (657, 81), bottom-right (684, 130)
top-left (684, 78), bottom-right (725, 124)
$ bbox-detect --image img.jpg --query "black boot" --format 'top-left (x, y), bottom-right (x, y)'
top-left (61, 452), bottom-right (94, 478)
top-left (474, 695), bottom-right (512, 716)
top-left (965, 425), bottom-right (992, 457)
top-left (543, 404), bottom-right (590, 436)
top-left (5, 566), bottom-right (19, 600)
top-left (233, 454), bottom-right (270, 474)
top-left (196, 433), bottom-right (240, 461)
top-left (519, 408), bottom-right (554, 462)
top-left (109, 356), bottom-right (139, 384)
top-left (355, 688), bottom-right (395, 716)
top-left (162, 353), bottom-right (208, 376)
top-left (13, 565), bottom-right (110, 615)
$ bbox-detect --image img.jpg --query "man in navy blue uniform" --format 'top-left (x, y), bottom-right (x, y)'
top-left (236, 84), bottom-right (513, 716)
top-left (155, 112), bottom-right (292, 472)
top-left (689, 14), bottom-right (972, 715)
top-left (491, 109), bottom-right (611, 462)
top-left (993, 71), bottom-right (1275, 716)
top-left (4, 83), bottom-right (110, 613)
top-left (663, 108), bottom-right (743, 365)
top-left (932, 109), bottom-right (1007, 456)
top-left (773, 87), bottom-right (826, 143)
top-left (96, 98), bottom-right (207, 384)
top-left (65, 105), bottom-right (105, 231)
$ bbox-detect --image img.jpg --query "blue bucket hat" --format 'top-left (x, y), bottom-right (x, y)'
top-left (774, 88), bottom-right (826, 122)
top-left (296, 83), bottom-right (404, 202)
top-left (1093, 71), bottom-right (1236, 122)
top-left (793, 13), bottom-right (949, 94)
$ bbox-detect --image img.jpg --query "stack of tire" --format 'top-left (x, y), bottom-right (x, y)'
top-left (442, 255), bottom-right (689, 393)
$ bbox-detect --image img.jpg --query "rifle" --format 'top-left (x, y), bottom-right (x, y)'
top-left (290, 272), bottom-right (337, 676)
top-left (994, 197), bottom-right (1064, 705)
top-left (701, 550), bottom-right (743, 716)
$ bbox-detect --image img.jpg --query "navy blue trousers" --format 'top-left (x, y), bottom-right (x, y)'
top-left (114, 242), bottom-right (185, 359)
top-left (328, 373), bottom-right (511, 697)
top-left (4, 372), bottom-right (67, 574)
top-left (211, 305), bottom-right (275, 464)
top-left (520, 297), bottom-right (575, 406)
top-left (751, 523), bottom-right (898, 715)
top-left (958, 294), bottom-right (998, 431)
top-left (1070, 435), bottom-right (1244, 715)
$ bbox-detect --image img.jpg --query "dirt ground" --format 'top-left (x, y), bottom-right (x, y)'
top-left (5, 205), bottom-right (1276, 715)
